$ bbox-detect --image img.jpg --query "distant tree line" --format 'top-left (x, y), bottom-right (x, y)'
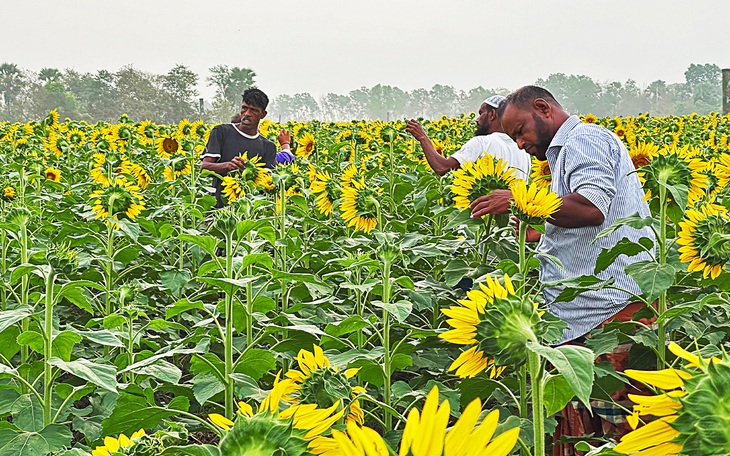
top-left (0, 62), bottom-right (723, 123)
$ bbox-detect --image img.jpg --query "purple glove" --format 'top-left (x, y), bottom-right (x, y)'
top-left (276, 149), bottom-right (295, 164)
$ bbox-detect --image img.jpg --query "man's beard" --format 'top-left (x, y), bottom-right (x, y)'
top-left (474, 120), bottom-right (490, 136)
top-left (532, 113), bottom-right (552, 153)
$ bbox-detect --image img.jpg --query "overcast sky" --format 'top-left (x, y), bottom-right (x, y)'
top-left (3, 0), bottom-right (728, 102)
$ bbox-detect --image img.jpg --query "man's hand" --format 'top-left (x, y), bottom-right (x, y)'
top-left (512, 217), bottom-right (542, 242)
top-left (406, 120), bottom-right (429, 142)
top-left (470, 189), bottom-right (513, 218)
top-left (227, 156), bottom-right (247, 171)
top-left (278, 129), bottom-right (291, 148)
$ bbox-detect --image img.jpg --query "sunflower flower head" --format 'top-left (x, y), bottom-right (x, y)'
top-left (629, 141), bottom-right (660, 171)
top-left (2, 185), bottom-right (16, 202)
top-left (509, 179), bottom-right (562, 226)
top-left (45, 166), bottom-right (61, 182)
top-left (529, 158), bottom-right (552, 190)
top-left (44, 109), bottom-right (60, 127)
top-left (310, 169), bottom-right (341, 216)
top-left (155, 135), bottom-right (179, 159)
top-left (616, 342), bottom-right (729, 455)
top-left (296, 132), bottom-right (316, 159)
top-left (46, 242), bottom-right (79, 275)
top-left (451, 155), bottom-right (517, 211)
top-left (221, 153), bottom-right (274, 204)
top-left (398, 385), bottom-right (520, 456)
top-left (310, 421), bottom-right (389, 456)
top-left (7, 206), bottom-right (32, 226)
top-left (642, 145), bottom-right (708, 207)
top-left (715, 152), bottom-right (730, 191)
top-left (214, 382), bottom-right (346, 456)
top-left (163, 157), bottom-right (192, 182)
top-left (677, 203), bottom-right (730, 279)
top-left (582, 113), bottom-right (598, 124)
top-left (340, 176), bottom-right (381, 233)
top-left (90, 177), bottom-right (145, 221)
top-left (285, 345), bottom-right (365, 425)
top-left (440, 275), bottom-right (516, 378)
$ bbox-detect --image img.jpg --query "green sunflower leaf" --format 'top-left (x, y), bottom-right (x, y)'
top-left (625, 260), bottom-right (675, 303)
top-left (594, 237), bottom-right (654, 275)
top-left (595, 213), bottom-right (656, 239)
top-left (543, 374), bottom-right (574, 416)
top-left (0, 424), bottom-right (72, 456)
top-left (101, 386), bottom-right (190, 437)
top-left (47, 357), bottom-right (118, 393)
top-left (527, 342), bottom-right (594, 410)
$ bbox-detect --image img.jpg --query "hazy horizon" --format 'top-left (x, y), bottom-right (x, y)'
top-left (3, 0), bottom-right (728, 102)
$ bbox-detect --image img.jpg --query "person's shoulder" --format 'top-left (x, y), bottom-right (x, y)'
top-left (212, 123), bottom-right (235, 134)
top-left (570, 120), bottom-right (610, 138)
top-left (256, 135), bottom-right (276, 150)
top-left (258, 135), bottom-right (275, 145)
top-left (468, 135), bottom-right (498, 146)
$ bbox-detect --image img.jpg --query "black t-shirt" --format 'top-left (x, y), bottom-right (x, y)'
top-left (202, 123), bottom-right (277, 206)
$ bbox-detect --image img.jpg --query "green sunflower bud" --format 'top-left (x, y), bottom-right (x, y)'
top-left (214, 207), bottom-right (238, 234)
top-left (379, 126), bottom-right (397, 143)
top-left (46, 243), bottom-right (79, 275)
top-left (7, 206), bottom-right (31, 226)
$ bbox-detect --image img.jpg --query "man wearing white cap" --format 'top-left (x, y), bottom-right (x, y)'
top-left (406, 95), bottom-right (531, 179)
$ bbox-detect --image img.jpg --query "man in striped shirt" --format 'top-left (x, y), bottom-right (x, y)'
top-left (470, 85), bottom-right (656, 453)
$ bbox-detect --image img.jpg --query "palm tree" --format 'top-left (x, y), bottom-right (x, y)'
top-left (0, 63), bottom-right (23, 106)
top-left (39, 67), bottom-right (62, 83)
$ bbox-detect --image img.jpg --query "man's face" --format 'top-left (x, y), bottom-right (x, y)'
top-left (474, 103), bottom-right (491, 136)
top-left (500, 103), bottom-right (553, 160)
top-left (239, 103), bottom-right (266, 127)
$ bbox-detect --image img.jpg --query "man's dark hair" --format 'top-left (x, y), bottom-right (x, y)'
top-left (499, 85), bottom-right (562, 117)
top-left (241, 87), bottom-right (269, 110)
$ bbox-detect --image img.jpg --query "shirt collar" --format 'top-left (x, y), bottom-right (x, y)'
top-left (231, 123), bottom-right (260, 139)
top-left (548, 115), bottom-right (581, 149)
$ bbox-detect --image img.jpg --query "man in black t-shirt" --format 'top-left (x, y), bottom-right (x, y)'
top-left (201, 87), bottom-right (277, 207)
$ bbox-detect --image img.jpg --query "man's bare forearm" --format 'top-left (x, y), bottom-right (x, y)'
top-left (419, 138), bottom-right (459, 176)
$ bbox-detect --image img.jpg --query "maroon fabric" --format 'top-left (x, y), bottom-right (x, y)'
top-left (552, 302), bottom-right (656, 456)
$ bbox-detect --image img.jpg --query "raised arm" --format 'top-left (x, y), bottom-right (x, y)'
top-left (406, 119), bottom-right (460, 176)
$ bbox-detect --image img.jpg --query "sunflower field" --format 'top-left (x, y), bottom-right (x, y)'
top-left (1, 108), bottom-right (730, 456)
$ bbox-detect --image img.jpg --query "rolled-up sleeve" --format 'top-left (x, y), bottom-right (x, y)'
top-left (561, 133), bottom-right (617, 218)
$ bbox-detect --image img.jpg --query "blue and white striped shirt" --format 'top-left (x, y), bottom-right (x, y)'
top-left (538, 116), bottom-right (656, 344)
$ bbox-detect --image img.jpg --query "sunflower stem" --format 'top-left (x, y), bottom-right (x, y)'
top-left (224, 229), bottom-right (235, 418)
top-left (381, 256), bottom-right (393, 431)
top-left (519, 363), bottom-right (528, 419)
top-left (278, 178), bottom-right (289, 372)
top-left (102, 219), bottom-right (115, 365)
top-left (19, 214), bottom-right (30, 394)
top-left (518, 220), bottom-right (528, 294)
top-left (42, 267), bottom-right (56, 426)
top-left (656, 185), bottom-right (669, 369)
top-left (0, 227), bottom-right (7, 311)
top-left (355, 266), bottom-right (365, 350)
top-left (528, 350), bottom-right (544, 456)
top-left (481, 214), bottom-right (494, 265)
top-left (126, 312), bottom-right (135, 385)
top-left (178, 207), bottom-right (185, 270)
top-left (388, 135), bottom-right (395, 196)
